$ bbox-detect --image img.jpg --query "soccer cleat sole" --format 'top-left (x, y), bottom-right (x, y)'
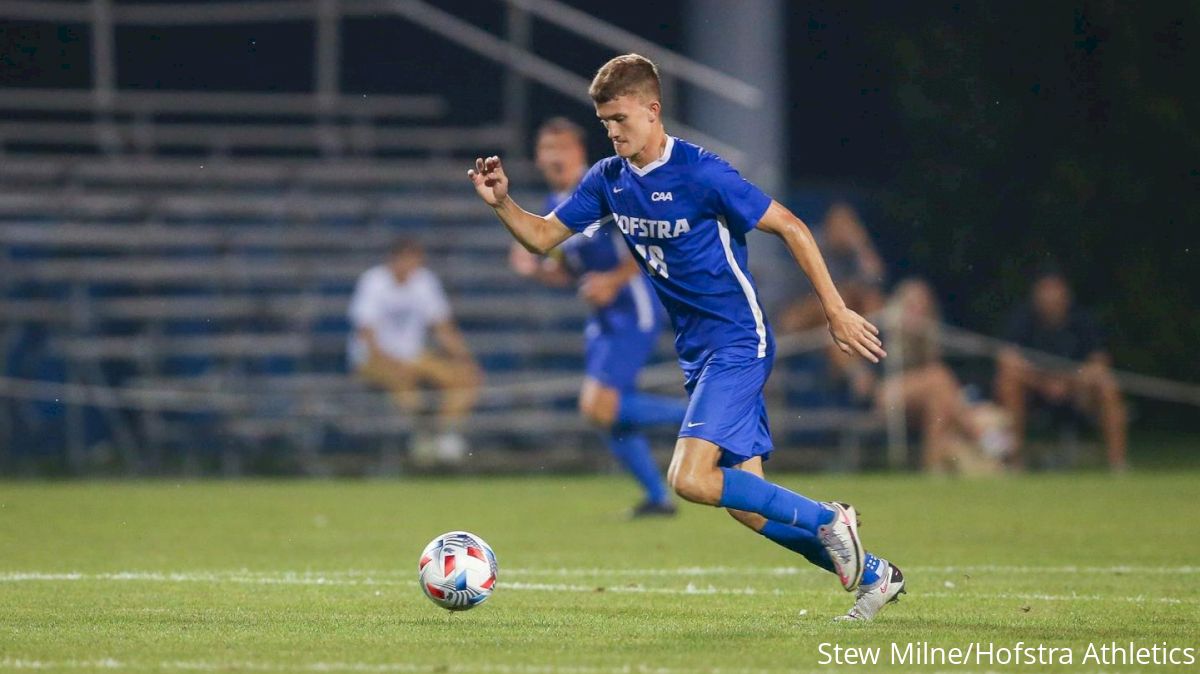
top-left (840, 502), bottom-right (865, 592)
top-left (826, 502), bottom-right (865, 592)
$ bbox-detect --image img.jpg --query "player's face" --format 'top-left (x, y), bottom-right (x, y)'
top-left (595, 95), bottom-right (660, 159)
top-left (535, 131), bottom-right (586, 191)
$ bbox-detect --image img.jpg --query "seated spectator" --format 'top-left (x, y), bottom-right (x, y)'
top-left (851, 279), bottom-right (1012, 473)
top-left (348, 239), bottom-right (482, 464)
top-left (776, 201), bottom-right (886, 335)
top-left (995, 268), bottom-right (1128, 471)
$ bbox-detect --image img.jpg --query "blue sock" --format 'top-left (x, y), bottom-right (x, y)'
top-left (759, 521), bottom-right (835, 573)
top-left (760, 523), bottom-right (883, 584)
top-left (717, 468), bottom-right (834, 532)
top-left (616, 392), bottom-right (688, 428)
top-left (607, 431), bottom-right (669, 504)
top-left (861, 552), bottom-right (883, 586)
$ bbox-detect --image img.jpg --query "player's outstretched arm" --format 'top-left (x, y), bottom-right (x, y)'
top-left (756, 200), bottom-right (887, 363)
top-left (468, 156), bottom-right (572, 254)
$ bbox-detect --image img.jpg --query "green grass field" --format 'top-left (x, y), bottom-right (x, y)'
top-left (2, 472), bottom-right (1198, 673)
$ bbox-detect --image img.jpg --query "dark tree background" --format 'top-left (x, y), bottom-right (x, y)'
top-left (787, 1), bottom-right (1199, 394)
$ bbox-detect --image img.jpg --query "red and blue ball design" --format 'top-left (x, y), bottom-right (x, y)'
top-left (418, 531), bottom-right (498, 611)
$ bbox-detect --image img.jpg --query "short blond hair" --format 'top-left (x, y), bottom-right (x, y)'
top-left (588, 53), bottom-right (661, 104)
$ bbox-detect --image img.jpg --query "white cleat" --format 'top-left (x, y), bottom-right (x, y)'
top-left (818, 502), bottom-right (865, 591)
top-left (835, 560), bottom-right (906, 621)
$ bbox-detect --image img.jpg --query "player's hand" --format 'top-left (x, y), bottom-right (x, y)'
top-left (579, 271), bottom-right (623, 307)
top-left (828, 307), bottom-right (886, 363)
top-left (468, 156), bottom-right (510, 207)
top-left (509, 243), bottom-right (541, 277)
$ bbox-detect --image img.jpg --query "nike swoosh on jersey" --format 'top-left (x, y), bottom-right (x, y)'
top-left (686, 421), bottom-right (705, 428)
top-left (613, 187), bottom-right (624, 193)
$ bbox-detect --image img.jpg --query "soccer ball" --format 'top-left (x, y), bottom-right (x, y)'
top-left (418, 531), bottom-right (498, 610)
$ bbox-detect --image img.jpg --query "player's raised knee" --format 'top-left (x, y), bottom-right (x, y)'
top-left (669, 466), bottom-right (720, 505)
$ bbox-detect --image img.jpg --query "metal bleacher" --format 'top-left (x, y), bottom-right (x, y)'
top-left (0, 0), bottom-right (815, 475)
top-left (0, 0), bottom-right (716, 474)
top-left (0, 147), bottom-right (642, 472)
top-left (0, 80), bottom-right (665, 471)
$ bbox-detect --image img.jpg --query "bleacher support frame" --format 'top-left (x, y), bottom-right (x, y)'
top-left (0, 0), bottom-right (761, 164)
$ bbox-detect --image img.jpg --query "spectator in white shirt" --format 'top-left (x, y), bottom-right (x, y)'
top-left (349, 239), bottom-right (481, 462)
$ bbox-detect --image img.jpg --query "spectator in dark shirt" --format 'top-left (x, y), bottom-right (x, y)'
top-left (995, 270), bottom-right (1128, 471)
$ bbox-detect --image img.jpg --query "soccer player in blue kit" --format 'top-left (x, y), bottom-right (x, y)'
top-left (510, 117), bottom-right (686, 517)
top-left (470, 54), bottom-right (905, 620)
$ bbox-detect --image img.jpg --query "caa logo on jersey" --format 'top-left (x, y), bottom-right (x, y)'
top-left (651, 191), bottom-right (673, 202)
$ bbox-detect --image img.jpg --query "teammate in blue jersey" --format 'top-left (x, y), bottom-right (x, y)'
top-left (470, 54), bottom-right (905, 620)
top-left (510, 117), bottom-right (686, 517)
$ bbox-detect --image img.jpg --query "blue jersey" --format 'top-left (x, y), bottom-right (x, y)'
top-left (552, 136), bottom-right (774, 370)
top-left (543, 192), bottom-right (658, 334)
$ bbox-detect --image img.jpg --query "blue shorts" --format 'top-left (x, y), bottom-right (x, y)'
top-left (584, 318), bottom-right (658, 393)
top-left (678, 348), bottom-right (774, 467)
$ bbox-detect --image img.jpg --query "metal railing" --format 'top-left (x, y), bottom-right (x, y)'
top-left (0, 0), bottom-right (760, 164)
top-left (2, 308), bottom-right (1197, 473)
top-left (0, 88), bottom-right (445, 118)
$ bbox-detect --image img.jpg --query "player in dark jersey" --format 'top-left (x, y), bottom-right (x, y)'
top-left (510, 118), bottom-right (685, 516)
top-left (471, 54), bottom-right (903, 620)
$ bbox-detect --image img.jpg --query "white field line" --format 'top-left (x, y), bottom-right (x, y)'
top-left (0, 570), bottom-right (1196, 605)
top-left (500, 564), bottom-right (1200, 577)
top-left (5, 563), bottom-right (1184, 579)
top-left (0, 572), bottom-right (761, 597)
